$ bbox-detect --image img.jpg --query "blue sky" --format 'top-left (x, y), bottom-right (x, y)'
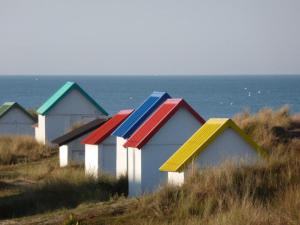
top-left (0, 0), bottom-right (299, 75)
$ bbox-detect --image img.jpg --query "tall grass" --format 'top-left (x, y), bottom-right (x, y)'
top-left (1, 106), bottom-right (300, 224)
top-left (0, 165), bottom-right (127, 219)
top-left (126, 106), bottom-right (300, 225)
top-left (0, 135), bottom-right (57, 165)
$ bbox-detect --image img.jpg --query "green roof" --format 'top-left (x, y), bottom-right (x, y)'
top-left (0, 102), bottom-right (36, 121)
top-left (37, 82), bottom-right (108, 116)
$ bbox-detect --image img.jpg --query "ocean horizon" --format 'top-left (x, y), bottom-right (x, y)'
top-left (0, 75), bottom-right (299, 119)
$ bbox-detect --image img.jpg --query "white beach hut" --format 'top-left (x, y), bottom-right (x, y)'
top-left (124, 98), bottom-right (205, 196)
top-left (111, 91), bottom-right (171, 177)
top-left (82, 109), bottom-right (134, 178)
top-left (0, 102), bottom-right (36, 136)
top-left (160, 118), bottom-right (267, 186)
top-left (52, 118), bottom-right (108, 167)
top-left (35, 81), bottom-right (108, 144)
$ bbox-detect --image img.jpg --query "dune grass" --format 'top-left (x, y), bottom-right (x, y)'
top-left (0, 135), bottom-right (57, 165)
top-left (0, 162), bottom-right (127, 219)
top-left (0, 106), bottom-right (299, 224)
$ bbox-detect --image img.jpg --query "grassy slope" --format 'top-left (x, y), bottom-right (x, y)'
top-left (0, 107), bottom-right (300, 225)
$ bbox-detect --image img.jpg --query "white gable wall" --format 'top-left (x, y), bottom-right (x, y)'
top-left (47, 89), bottom-right (102, 115)
top-left (0, 107), bottom-right (35, 136)
top-left (194, 128), bottom-right (259, 168)
top-left (167, 128), bottom-right (260, 185)
top-left (128, 108), bottom-right (202, 196)
top-left (38, 89), bottom-right (105, 143)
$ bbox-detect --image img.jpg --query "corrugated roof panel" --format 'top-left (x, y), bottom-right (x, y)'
top-left (37, 81), bottom-right (108, 116)
top-left (81, 109), bottom-right (134, 145)
top-left (124, 98), bottom-right (205, 149)
top-left (52, 117), bottom-right (109, 146)
top-left (112, 91), bottom-right (171, 139)
top-left (159, 118), bottom-right (266, 172)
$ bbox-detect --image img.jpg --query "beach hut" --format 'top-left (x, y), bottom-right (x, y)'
top-left (35, 81), bottom-right (108, 144)
top-left (160, 118), bottom-right (267, 186)
top-left (82, 109), bottom-right (134, 177)
top-left (124, 98), bottom-right (205, 196)
top-left (52, 118), bottom-right (108, 167)
top-left (112, 91), bottom-right (171, 177)
top-left (0, 102), bottom-right (36, 136)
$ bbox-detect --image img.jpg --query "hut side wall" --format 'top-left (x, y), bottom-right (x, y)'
top-left (116, 137), bottom-right (128, 177)
top-left (129, 108), bottom-right (202, 196)
top-left (59, 145), bottom-right (70, 167)
top-left (35, 115), bottom-right (46, 144)
top-left (0, 107), bottom-right (35, 136)
top-left (85, 136), bottom-right (117, 178)
top-left (85, 144), bottom-right (100, 177)
top-left (128, 147), bottom-right (142, 197)
top-left (66, 132), bottom-right (92, 165)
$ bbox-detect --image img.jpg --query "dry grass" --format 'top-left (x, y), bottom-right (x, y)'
top-left (0, 106), bottom-right (300, 225)
top-left (0, 163), bottom-right (127, 219)
top-left (0, 135), bottom-right (57, 165)
top-left (233, 105), bottom-right (300, 151)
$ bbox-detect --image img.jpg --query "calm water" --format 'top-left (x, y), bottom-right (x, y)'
top-left (0, 75), bottom-right (299, 119)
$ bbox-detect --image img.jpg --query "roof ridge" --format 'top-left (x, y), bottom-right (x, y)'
top-left (112, 91), bottom-right (171, 138)
top-left (159, 118), bottom-right (267, 172)
top-left (0, 102), bottom-right (36, 121)
top-left (37, 81), bottom-right (108, 115)
top-left (81, 109), bottom-right (134, 145)
top-left (124, 98), bottom-right (205, 149)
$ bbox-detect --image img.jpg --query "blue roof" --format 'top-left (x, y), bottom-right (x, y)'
top-left (112, 91), bottom-right (171, 139)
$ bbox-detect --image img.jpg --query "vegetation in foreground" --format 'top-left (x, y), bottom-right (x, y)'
top-left (0, 106), bottom-right (299, 225)
top-left (0, 136), bottom-right (57, 165)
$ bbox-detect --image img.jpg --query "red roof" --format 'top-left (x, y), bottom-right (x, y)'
top-left (124, 99), bottom-right (205, 149)
top-left (81, 109), bottom-right (134, 145)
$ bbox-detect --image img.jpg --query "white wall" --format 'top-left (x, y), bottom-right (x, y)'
top-left (128, 108), bottom-right (202, 196)
top-left (35, 115), bottom-right (46, 144)
top-left (85, 144), bottom-right (99, 177)
top-left (116, 137), bottom-right (128, 178)
top-left (39, 88), bottom-right (106, 143)
top-left (59, 145), bottom-right (69, 167)
top-left (194, 128), bottom-right (259, 168)
top-left (128, 147), bottom-right (142, 196)
top-left (85, 136), bottom-right (117, 178)
top-left (0, 107), bottom-right (35, 136)
top-left (170, 128), bottom-right (261, 185)
top-left (58, 131), bottom-right (93, 167)
top-left (168, 172), bottom-right (184, 186)
top-left (47, 89), bottom-right (103, 115)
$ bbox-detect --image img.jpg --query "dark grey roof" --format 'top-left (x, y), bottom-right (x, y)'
top-left (52, 117), bottom-right (109, 146)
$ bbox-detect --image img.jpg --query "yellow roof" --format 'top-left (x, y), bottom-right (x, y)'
top-left (159, 118), bottom-right (267, 172)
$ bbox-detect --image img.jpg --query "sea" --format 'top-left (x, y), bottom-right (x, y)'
top-left (0, 75), bottom-right (299, 119)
